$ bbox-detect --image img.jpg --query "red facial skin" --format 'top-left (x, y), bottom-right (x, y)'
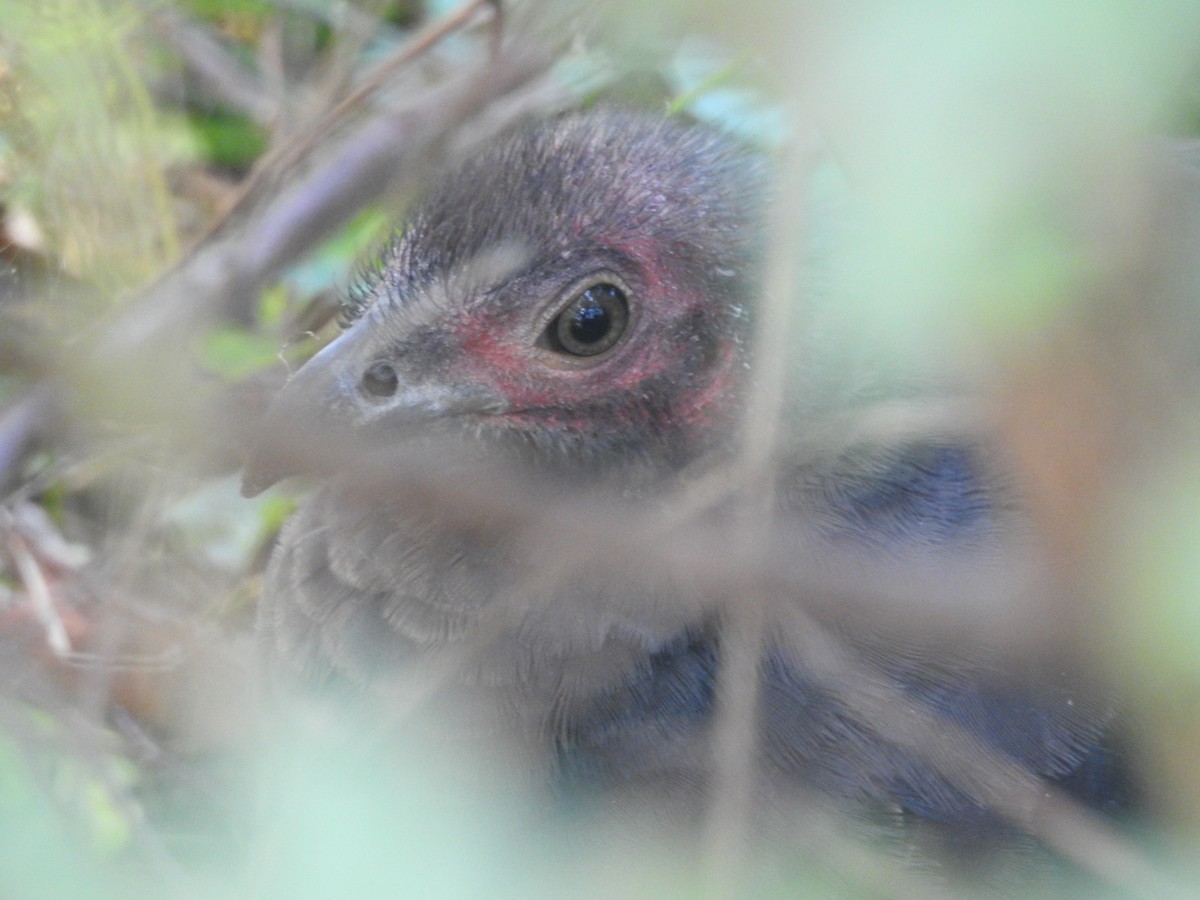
top-left (447, 235), bottom-right (741, 456)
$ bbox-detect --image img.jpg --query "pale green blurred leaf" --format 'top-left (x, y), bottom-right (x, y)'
top-left (167, 474), bottom-right (293, 572)
top-left (199, 327), bottom-right (285, 382)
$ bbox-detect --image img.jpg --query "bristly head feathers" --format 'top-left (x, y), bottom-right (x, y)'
top-left (342, 111), bottom-right (765, 329)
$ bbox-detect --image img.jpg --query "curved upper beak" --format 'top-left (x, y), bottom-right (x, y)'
top-left (241, 332), bottom-right (506, 498)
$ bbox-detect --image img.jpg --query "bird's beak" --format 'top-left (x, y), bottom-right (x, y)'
top-left (241, 332), bottom-right (506, 498)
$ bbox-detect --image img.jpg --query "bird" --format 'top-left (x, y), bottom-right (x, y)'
top-left (242, 109), bottom-right (1136, 874)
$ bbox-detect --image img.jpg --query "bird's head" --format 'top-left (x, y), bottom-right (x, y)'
top-left (243, 112), bottom-right (766, 497)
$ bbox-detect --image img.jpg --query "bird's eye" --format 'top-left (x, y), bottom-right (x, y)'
top-left (360, 361), bottom-right (399, 398)
top-left (547, 283), bottom-right (629, 358)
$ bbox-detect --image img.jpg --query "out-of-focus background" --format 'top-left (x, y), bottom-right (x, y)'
top-left (3, 0), bottom-right (1200, 895)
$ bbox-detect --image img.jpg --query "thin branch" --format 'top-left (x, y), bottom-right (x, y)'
top-left (0, 387), bottom-right (52, 492)
top-left (93, 44), bottom-right (555, 364)
top-left (215, 0), bottom-right (503, 239)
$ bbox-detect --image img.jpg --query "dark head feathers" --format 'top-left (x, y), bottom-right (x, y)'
top-left (341, 110), bottom-right (768, 329)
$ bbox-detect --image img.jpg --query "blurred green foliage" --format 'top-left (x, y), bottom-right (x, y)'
top-left (1, 0), bottom-right (1199, 896)
top-left (0, 724), bottom-right (132, 900)
top-left (1, 0), bottom-right (184, 287)
top-left (188, 111), bottom-right (268, 172)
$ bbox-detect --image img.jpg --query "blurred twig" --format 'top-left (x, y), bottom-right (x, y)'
top-left (148, 7), bottom-right (277, 125)
top-left (206, 0), bottom-right (505, 240)
top-left (89, 40), bottom-right (559, 421)
top-left (0, 387), bottom-right (53, 492)
top-left (239, 408), bottom-right (1160, 891)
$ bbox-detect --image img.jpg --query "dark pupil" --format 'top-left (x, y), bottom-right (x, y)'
top-left (550, 282), bottom-right (629, 358)
top-left (569, 289), bottom-right (614, 345)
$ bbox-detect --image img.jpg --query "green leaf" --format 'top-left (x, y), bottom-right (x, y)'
top-left (188, 111), bottom-right (267, 170)
top-left (199, 326), bottom-right (284, 381)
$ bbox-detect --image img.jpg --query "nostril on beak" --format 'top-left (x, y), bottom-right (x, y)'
top-left (360, 361), bottom-right (399, 399)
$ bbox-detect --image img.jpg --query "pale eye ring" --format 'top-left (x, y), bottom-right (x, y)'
top-left (547, 283), bottom-right (629, 357)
